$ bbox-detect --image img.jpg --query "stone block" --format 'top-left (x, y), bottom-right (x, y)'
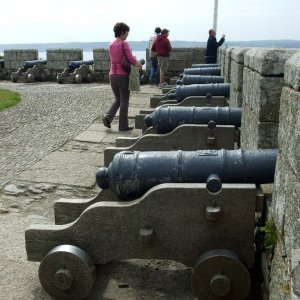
top-left (278, 87), bottom-right (300, 177)
top-left (241, 103), bottom-right (278, 149)
top-left (4, 50), bottom-right (17, 60)
top-left (16, 50), bottom-right (38, 61)
top-left (243, 67), bottom-right (283, 122)
top-left (94, 61), bottom-right (110, 71)
top-left (224, 47), bottom-right (235, 83)
top-left (231, 48), bottom-right (251, 64)
top-left (63, 50), bottom-right (83, 61)
top-left (284, 51), bottom-right (300, 91)
top-left (47, 51), bottom-right (64, 60)
top-left (169, 60), bottom-right (188, 72)
top-left (170, 51), bottom-right (193, 61)
top-left (244, 48), bottom-right (298, 76)
top-left (93, 48), bottom-right (109, 60)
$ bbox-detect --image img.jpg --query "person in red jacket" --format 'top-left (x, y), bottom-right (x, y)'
top-left (151, 28), bottom-right (172, 88)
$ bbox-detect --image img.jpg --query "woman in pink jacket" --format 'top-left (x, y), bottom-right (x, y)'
top-left (102, 22), bottom-right (142, 131)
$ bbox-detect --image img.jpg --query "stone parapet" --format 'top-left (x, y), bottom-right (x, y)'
top-left (46, 49), bottom-right (83, 79)
top-left (146, 47), bottom-right (206, 81)
top-left (265, 50), bottom-right (300, 299)
top-left (224, 47), bottom-right (235, 83)
top-left (241, 48), bottom-right (297, 149)
top-left (229, 48), bottom-right (250, 107)
top-left (3, 49), bottom-right (38, 78)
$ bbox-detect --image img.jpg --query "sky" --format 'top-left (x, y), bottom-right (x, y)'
top-left (1, 0), bottom-right (300, 44)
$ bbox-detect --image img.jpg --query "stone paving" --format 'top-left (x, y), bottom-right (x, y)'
top-left (1, 81), bottom-right (193, 299)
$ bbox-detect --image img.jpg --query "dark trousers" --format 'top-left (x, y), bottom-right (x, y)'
top-left (105, 74), bottom-right (130, 130)
top-left (205, 56), bottom-right (217, 64)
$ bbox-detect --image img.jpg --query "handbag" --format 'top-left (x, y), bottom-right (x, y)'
top-left (121, 42), bottom-right (131, 73)
top-left (128, 65), bottom-right (140, 91)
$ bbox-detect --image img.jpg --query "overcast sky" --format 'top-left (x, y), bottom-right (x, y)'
top-left (1, 0), bottom-right (299, 44)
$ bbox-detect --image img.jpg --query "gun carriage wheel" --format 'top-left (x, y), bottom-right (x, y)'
top-left (38, 245), bottom-right (95, 300)
top-left (191, 249), bottom-right (251, 300)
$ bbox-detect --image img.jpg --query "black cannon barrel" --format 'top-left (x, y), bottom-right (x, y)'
top-left (96, 149), bottom-right (278, 201)
top-left (68, 60), bottom-right (94, 69)
top-left (191, 63), bottom-right (219, 68)
top-left (23, 60), bottom-right (47, 69)
top-left (144, 106), bottom-right (241, 134)
top-left (176, 75), bottom-right (224, 85)
top-left (167, 83), bottom-right (230, 101)
top-left (183, 67), bottom-right (221, 76)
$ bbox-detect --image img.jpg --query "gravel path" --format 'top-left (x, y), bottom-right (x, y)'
top-left (0, 81), bottom-right (113, 187)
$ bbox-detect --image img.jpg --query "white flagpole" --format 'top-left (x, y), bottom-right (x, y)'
top-left (213, 0), bottom-right (218, 31)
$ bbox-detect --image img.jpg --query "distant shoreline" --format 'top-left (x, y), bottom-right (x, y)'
top-left (1, 39), bottom-right (300, 53)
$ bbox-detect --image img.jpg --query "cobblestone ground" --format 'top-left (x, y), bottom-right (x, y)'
top-left (0, 81), bottom-right (113, 187)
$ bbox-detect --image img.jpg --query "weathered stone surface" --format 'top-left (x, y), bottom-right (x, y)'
top-left (230, 61), bottom-right (244, 107)
top-left (244, 48), bottom-right (298, 76)
top-left (4, 184), bottom-right (25, 195)
top-left (278, 87), bottom-right (300, 177)
top-left (224, 47), bottom-right (235, 83)
top-left (243, 67), bottom-right (283, 122)
top-left (269, 153), bottom-right (300, 299)
top-left (17, 151), bottom-right (102, 188)
top-left (240, 103), bottom-right (278, 149)
top-left (231, 48), bottom-right (251, 64)
top-left (284, 51), bottom-right (300, 91)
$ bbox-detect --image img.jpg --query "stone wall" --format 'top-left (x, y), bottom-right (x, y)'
top-left (0, 47), bottom-right (205, 82)
top-left (229, 48), bottom-right (250, 107)
top-left (46, 49), bottom-right (83, 79)
top-left (268, 51), bottom-right (300, 300)
top-left (240, 48), bottom-right (298, 149)
top-left (3, 49), bottom-right (38, 77)
top-left (146, 47), bottom-right (206, 81)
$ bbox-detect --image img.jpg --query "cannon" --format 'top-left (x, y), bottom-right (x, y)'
top-left (97, 149), bottom-right (277, 201)
top-left (23, 59), bottom-right (47, 69)
top-left (181, 67), bottom-right (221, 76)
top-left (191, 63), bottom-right (219, 68)
top-left (176, 75), bottom-right (224, 85)
top-left (25, 148), bottom-right (274, 299)
top-left (144, 106), bottom-right (241, 134)
top-left (11, 59), bottom-right (48, 83)
top-left (163, 83), bottom-right (230, 102)
top-left (68, 59), bottom-right (94, 69)
top-left (57, 60), bottom-right (94, 84)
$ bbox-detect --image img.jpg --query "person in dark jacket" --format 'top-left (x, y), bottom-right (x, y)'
top-left (205, 29), bottom-right (225, 64)
top-left (151, 28), bottom-right (172, 87)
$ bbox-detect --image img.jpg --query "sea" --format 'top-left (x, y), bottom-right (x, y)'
top-left (37, 50), bottom-right (146, 62)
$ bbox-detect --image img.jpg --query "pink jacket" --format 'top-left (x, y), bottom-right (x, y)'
top-left (109, 39), bottom-right (138, 75)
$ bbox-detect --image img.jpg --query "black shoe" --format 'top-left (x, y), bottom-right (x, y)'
top-left (102, 116), bottom-right (111, 129)
top-left (119, 126), bottom-right (134, 131)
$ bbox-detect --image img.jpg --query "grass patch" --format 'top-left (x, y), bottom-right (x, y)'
top-left (0, 89), bottom-right (21, 111)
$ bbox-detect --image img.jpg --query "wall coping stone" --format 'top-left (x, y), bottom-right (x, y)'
top-left (244, 48), bottom-right (299, 75)
top-left (231, 48), bottom-right (251, 64)
top-left (284, 51), bottom-right (300, 90)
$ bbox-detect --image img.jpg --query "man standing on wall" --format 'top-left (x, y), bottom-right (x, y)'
top-left (205, 29), bottom-right (225, 64)
top-left (151, 28), bottom-right (172, 88)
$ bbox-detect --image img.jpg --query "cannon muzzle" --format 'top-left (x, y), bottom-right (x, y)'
top-left (96, 149), bottom-right (278, 201)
